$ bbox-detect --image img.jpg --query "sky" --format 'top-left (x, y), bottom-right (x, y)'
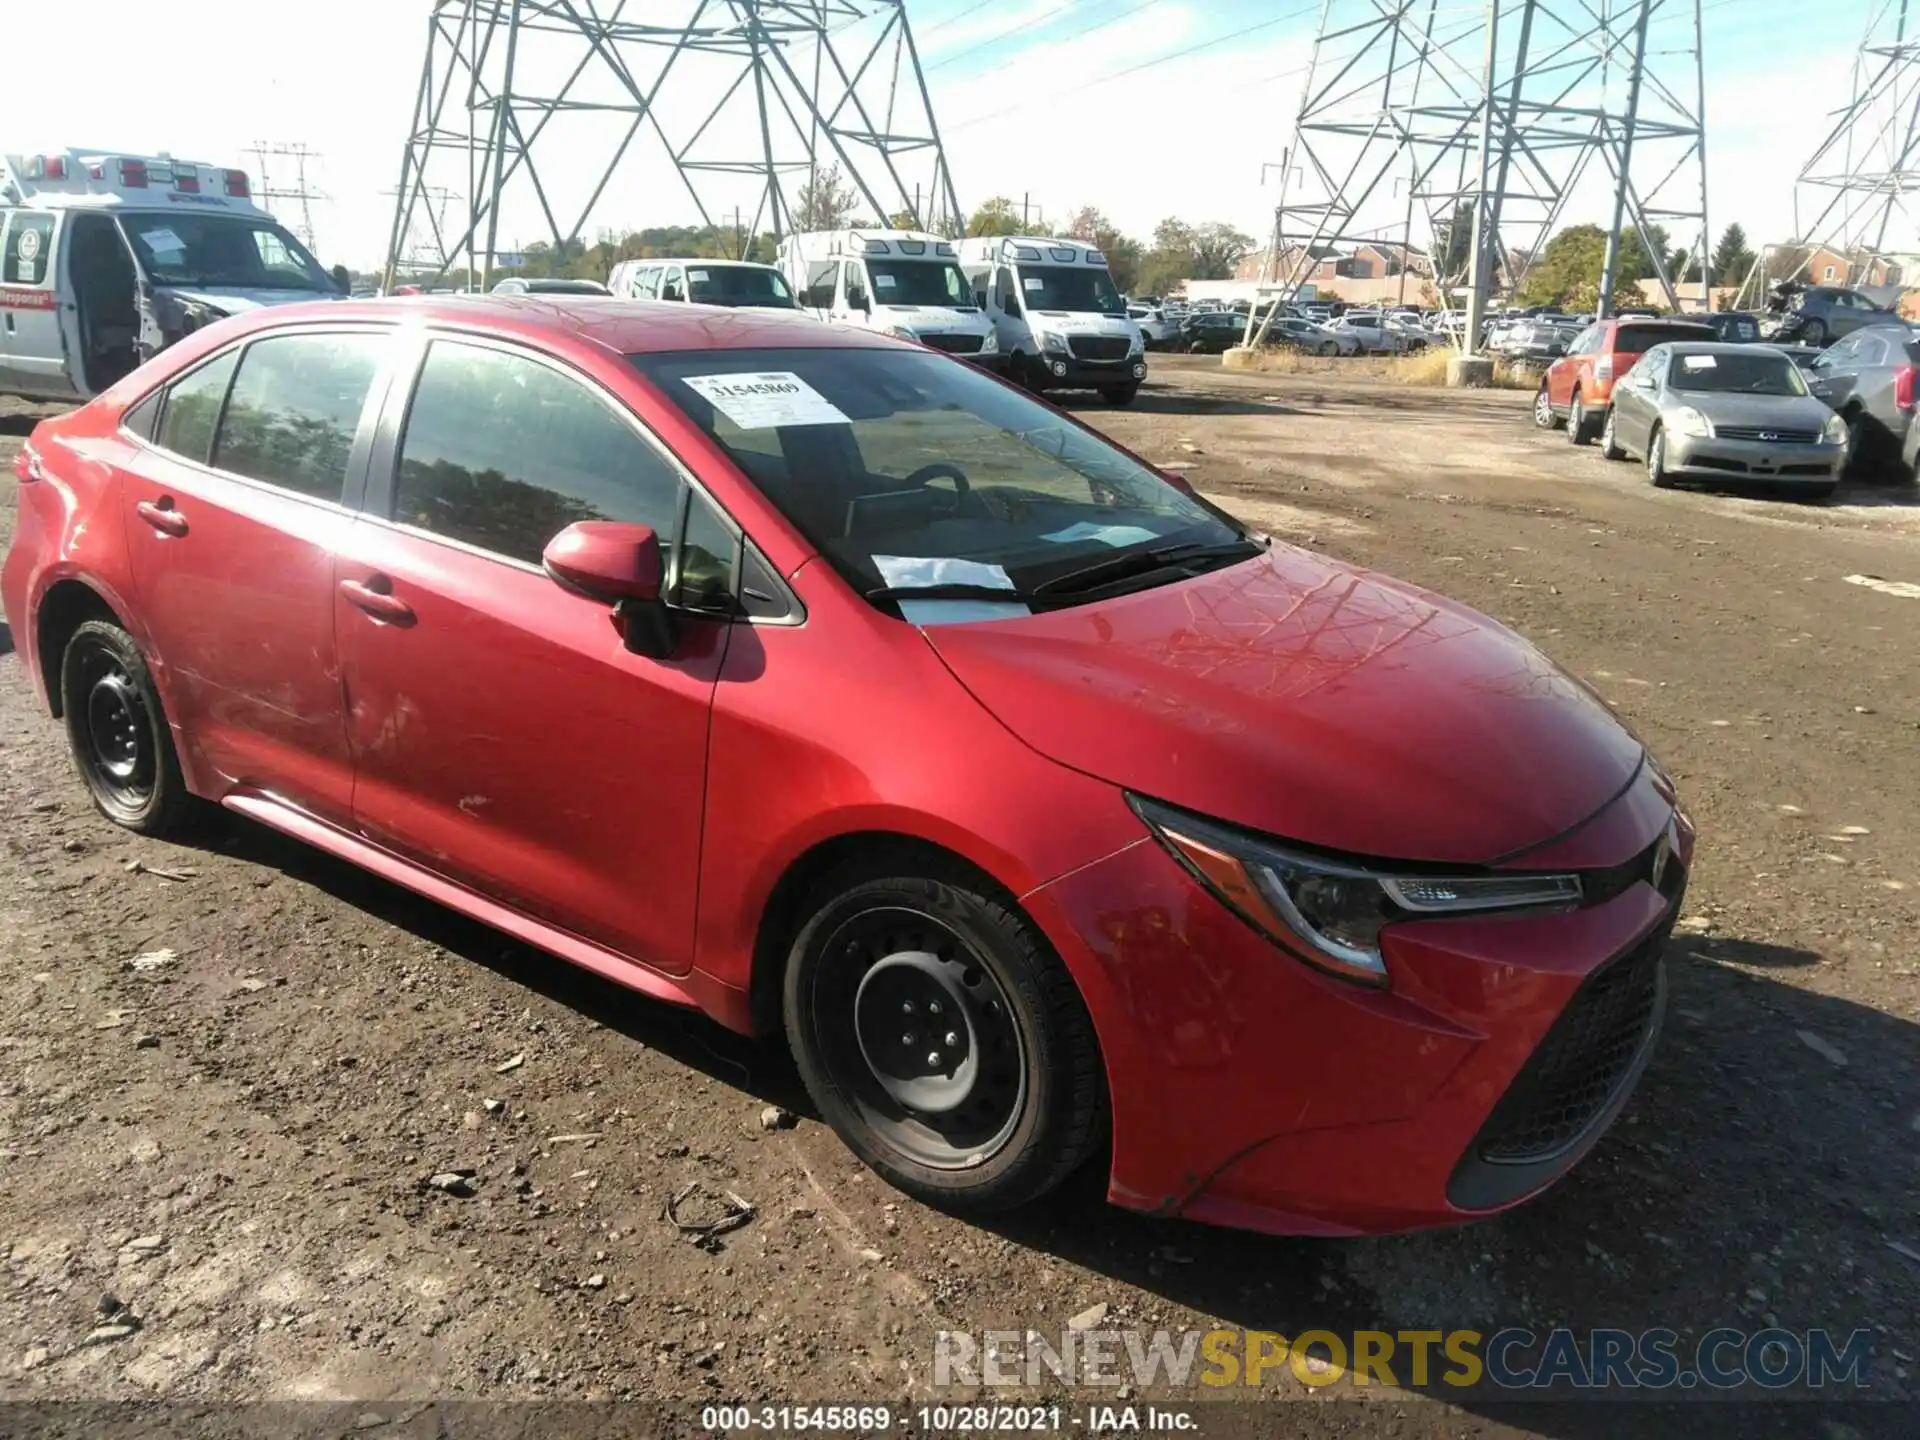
top-left (1, 0), bottom-right (1881, 271)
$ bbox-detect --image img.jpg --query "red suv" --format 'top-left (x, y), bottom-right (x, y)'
top-left (4, 299), bottom-right (1693, 1235)
top-left (1537, 316), bottom-right (1716, 443)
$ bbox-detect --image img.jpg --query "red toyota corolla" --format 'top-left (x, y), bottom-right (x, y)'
top-left (2, 298), bottom-right (1692, 1235)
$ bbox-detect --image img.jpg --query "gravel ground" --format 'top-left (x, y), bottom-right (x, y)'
top-left (1, 368), bottom-right (1916, 1437)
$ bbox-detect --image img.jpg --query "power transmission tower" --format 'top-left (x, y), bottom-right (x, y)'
top-left (383, 184), bottom-right (465, 280)
top-left (1249, 0), bottom-right (1712, 353)
top-left (383, 1), bottom-right (964, 291)
top-left (245, 143), bottom-right (327, 252)
top-left (1736, 0), bottom-right (1920, 305)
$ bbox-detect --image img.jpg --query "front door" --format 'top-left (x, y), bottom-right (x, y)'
top-left (118, 328), bottom-right (393, 822)
top-left (336, 335), bottom-right (729, 974)
top-left (0, 210), bottom-right (82, 401)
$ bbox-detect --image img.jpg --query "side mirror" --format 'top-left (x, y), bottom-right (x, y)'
top-left (1158, 468), bottom-right (1196, 496)
top-left (853, 293), bottom-right (871, 313)
top-left (542, 521), bottom-right (676, 658)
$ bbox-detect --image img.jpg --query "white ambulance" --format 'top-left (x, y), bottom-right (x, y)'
top-left (958, 235), bottom-right (1145, 404)
top-left (0, 148), bottom-right (346, 402)
top-left (778, 229), bottom-right (1002, 372)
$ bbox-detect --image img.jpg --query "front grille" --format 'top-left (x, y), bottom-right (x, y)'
top-left (1715, 425), bottom-right (1820, 443)
top-left (1068, 336), bottom-right (1130, 362)
top-left (1475, 930), bottom-right (1668, 1164)
top-left (921, 333), bottom-right (983, 355)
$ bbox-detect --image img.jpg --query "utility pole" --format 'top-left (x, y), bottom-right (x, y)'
top-left (1597, 0), bottom-right (1654, 320)
top-left (1462, 0), bottom-right (1502, 358)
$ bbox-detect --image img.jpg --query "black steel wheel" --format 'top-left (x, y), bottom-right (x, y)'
top-left (783, 863), bottom-right (1106, 1212)
top-left (60, 619), bottom-right (197, 834)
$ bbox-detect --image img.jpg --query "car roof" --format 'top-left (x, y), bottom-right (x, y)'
top-left (204, 295), bottom-right (885, 356)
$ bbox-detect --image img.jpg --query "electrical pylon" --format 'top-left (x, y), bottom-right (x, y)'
top-left (383, 1), bottom-right (963, 290)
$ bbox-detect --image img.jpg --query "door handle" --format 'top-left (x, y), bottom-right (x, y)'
top-left (135, 499), bottom-right (189, 537)
top-left (338, 577), bottom-right (415, 625)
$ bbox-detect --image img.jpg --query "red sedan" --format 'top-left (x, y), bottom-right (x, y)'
top-left (3, 298), bottom-right (1692, 1235)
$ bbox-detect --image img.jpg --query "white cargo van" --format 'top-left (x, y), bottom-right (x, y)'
top-left (778, 229), bottom-right (1002, 372)
top-left (0, 148), bottom-right (346, 402)
top-left (958, 235), bottom-right (1145, 404)
top-left (607, 257), bottom-right (797, 309)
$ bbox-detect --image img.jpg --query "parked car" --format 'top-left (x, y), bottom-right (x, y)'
top-left (490, 277), bottom-right (613, 297)
top-left (1762, 283), bottom-right (1903, 347)
top-left (1802, 322), bottom-right (1920, 478)
top-left (1180, 310), bottom-right (1257, 353)
top-left (1267, 316), bottom-right (1360, 355)
top-left (1127, 303), bottom-right (1180, 350)
top-left (1598, 341), bottom-right (1846, 499)
top-left (608, 258), bottom-right (796, 309)
top-left (1696, 311), bottom-right (1764, 344)
top-left (1329, 313), bottom-right (1410, 353)
top-left (1536, 316), bottom-right (1716, 443)
top-left (1498, 320), bottom-right (1582, 366)
top-left (4, 295), bottom-right (1694, 1235)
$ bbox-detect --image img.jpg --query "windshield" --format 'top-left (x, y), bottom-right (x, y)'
top-left (866, 260), bottom-right (972, 308)
top-left (1669, 351), bottom-right (1809, 396)
top-left (1017, 265), bottom-right (1125, 315)
top-left (631, 347), bottom-right (1248, 618)
top-left (687, 265), bottom-right (794, 308)
top-left (120, 213), bottom-right (333, 292)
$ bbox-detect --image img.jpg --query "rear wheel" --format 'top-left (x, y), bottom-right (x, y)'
top-left (1842, 409), bottom-right (1875, 478)
top-left (1802, 318), bottom-right (1828, 347)
top-left (59, 619), bottom-right (199, 835)
top-left (1318, 340), bottom-right (1338, 357)
top-left (1568, 393), bottom-right (1596, 445)
top-left (783, 863), bottom-right (1106, 1213)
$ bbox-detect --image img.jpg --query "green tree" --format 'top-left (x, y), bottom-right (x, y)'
top-left (966, 196), bottom-right (1025, 237)
top-left (1189, 222), bottom-right (1255, 279)
top-left (1061, 205), bottom-right (1143, 292)
top-left (793, 165), bottom-right (859, 232)
top-left (1515, 223), bottom-right (1652, 309)
top-left (1710, 223), bottom-right (1756, 286)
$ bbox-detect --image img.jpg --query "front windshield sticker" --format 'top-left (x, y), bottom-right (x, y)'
top-left (142, 227), bottom-right (188, 255)
top-left (1041, 521), bottom-right (1161, 548)
top-left (872, 556), bottom-right (1015, 591)
top-left (682, 372), bottom-right (850, 430)
top-left (690, 269), bottom-right (709, 281)
top-left (1023, 276), bottom-right (1044, 290)
top-left (874, 273), bottom-right (897, 289)
top-left (1681, 355), bottom-right (1717, 370)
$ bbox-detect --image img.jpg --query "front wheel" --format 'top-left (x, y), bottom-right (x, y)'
top-left (783, 864), bottom-right (1107, 1213)
top-left (1647, 427), bottom-right (1675, 488)
top-left (1600, 406), bottom-right (1627, 460)
top-left (60, 619), bottom-right (200, 835)
top-left (1318, 340), bottom-right (1338, 357)
top-left (1802, 319), bottom-right (1828, 347)
top-left (1533, 383), bottom-right (1563, 430)
top-left (1101, 385), bottom-right (1139, 407)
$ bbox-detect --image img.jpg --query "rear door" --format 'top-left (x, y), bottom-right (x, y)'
top-left (118, 327), bottom-right (395, 821)
top-left (1805, 331), bottom-right (1869, 410)
top-left (335, 334), bottom-right (732, 974)
top-left (0, 209), bottom-right (82, 401)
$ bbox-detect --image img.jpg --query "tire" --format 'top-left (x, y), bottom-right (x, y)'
top-left (1101, 385), bottom-right (1139, 407)
top-left (1841, 410), bottom-right (1874, 478)
top-left (1599, 405), bottom-right (1627, 460)
top-left (783, 862), bottom-right (1106, 1214)
top-left (1533, 383), bottom-right (1564, 431)
top-left (1568, 393), bottom-right (1595, 446)
top-left (1318, 341), bottom-right (1338, 357)
top-left (1016, 354), bottom-right (1047, 394)
top-left (1802, 318), bottom-right (1827, 347)
top-left (1647, 426), bottom-right (1674, 488)
top-left (59, 619), bottom-right (200, 835)
top-left (1784, 481), bottom-right (1838, 503)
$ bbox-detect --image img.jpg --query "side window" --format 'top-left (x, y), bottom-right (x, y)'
top-left (675, 490), bottom-right (739, 613)
top-left (660, 266), bottom-right (685, 302)
top-left (1855, 335), bottom-right (1889, 367)
top-left (213, 333), bottom-right (384, 500)
top-left (155, 348), bottom-right (241, 465)
top-left (1570, 325), bottom-right (1600, 356)
top-left (4, 212), bottom-right (55, 286)
top-left (803, 261), bottom-right (837, 309)
top-left (123, 389), bottom-right (163, 442)
top-left (636, 265), bottom-right (659, 298)
top-left (842, 261), bottom-right (867, 310)
top-left (393, 341), bottom-right (681, 566)
top-left (995, 266), bottom-right (1018, 309)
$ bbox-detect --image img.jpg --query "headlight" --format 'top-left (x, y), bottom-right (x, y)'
top-left (1128, 330), bottom-right (1144, 355)
top-left (1822, 411), bottom-right (1847, 444)
top-left (1668, 405), bottom-right (1712, 438)
top-left (1131, 796), bottom-right (1582, 986)
top-left (1042, 331), bottom-right (1070, 354)
top-left (881, 324), bottom-right (919, 341)
top-left (978, 328), bottom-right (998, 355)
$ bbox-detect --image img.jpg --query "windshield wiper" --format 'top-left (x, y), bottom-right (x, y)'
top-left (866, 583), bottom-right (1034, 605)
top-left (1032, 538), bottom-right (1267, 599)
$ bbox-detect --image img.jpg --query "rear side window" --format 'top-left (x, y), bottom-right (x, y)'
top-left (4, 213), bottom-right (54, 286)
top-left (802, 262), bottom-right (837, 309)
top-left (392, 340), bottom-right (682, 566)
top-left (155, 349), bottom-right (241, 464)
top-left (1615, 324), bottom-right (1708, 353)
top-left (213, 333), bottom-right (386, 501)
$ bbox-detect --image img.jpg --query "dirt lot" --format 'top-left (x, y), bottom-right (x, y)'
top-left (1, 361), bottom-right (1917, 1437)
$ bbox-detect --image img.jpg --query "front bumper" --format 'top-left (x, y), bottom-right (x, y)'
top-left (1025, 764), bottom-right (1690, 1236)
top-left (1665, 433), bottom-right (1843, 482)
top-left (1033, 354), bottom-right (1147, 390)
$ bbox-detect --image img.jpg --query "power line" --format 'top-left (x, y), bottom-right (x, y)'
top-left (947, 1), bottom-right (1322, 134)
top-left (926, 0), bottom-right (1109, 74)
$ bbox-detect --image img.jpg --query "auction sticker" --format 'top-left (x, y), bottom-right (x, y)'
top-left (682, 372), bottom-right (849, 430)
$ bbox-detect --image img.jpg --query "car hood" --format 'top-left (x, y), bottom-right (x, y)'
top-left (1671, 391), bottom-right (1836, 429)
top-left (156, 284), bottom-right (343, 313)
top-left (922, 546), bottom-right (1646, 864)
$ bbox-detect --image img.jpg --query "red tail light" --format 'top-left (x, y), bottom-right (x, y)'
top-left (117, 159), bottom-right (149, 189)
top-left (39, 155), bottom-right (67, 180)
top-left (1595, 353), bottom-right (1616, 381)
top-left (176, 172), bottom-right (201, 193)
top-left (1897, 365), bottom-right (1917, 411)
top-left (224, 170), bottom-right (251, 198)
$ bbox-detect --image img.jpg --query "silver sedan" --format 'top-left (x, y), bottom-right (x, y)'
top-left (1599, 341), bottom-right (1847, 500)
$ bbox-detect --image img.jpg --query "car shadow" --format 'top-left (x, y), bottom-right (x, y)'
top-left (0, 620), bottom-right (13, 658)
top-left (1060, 391), bottom-right (1301, 419)
top-left (0, 413), bottom-right (45, 437)
top-left (970, 936), bottom-right (1917, 1435)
